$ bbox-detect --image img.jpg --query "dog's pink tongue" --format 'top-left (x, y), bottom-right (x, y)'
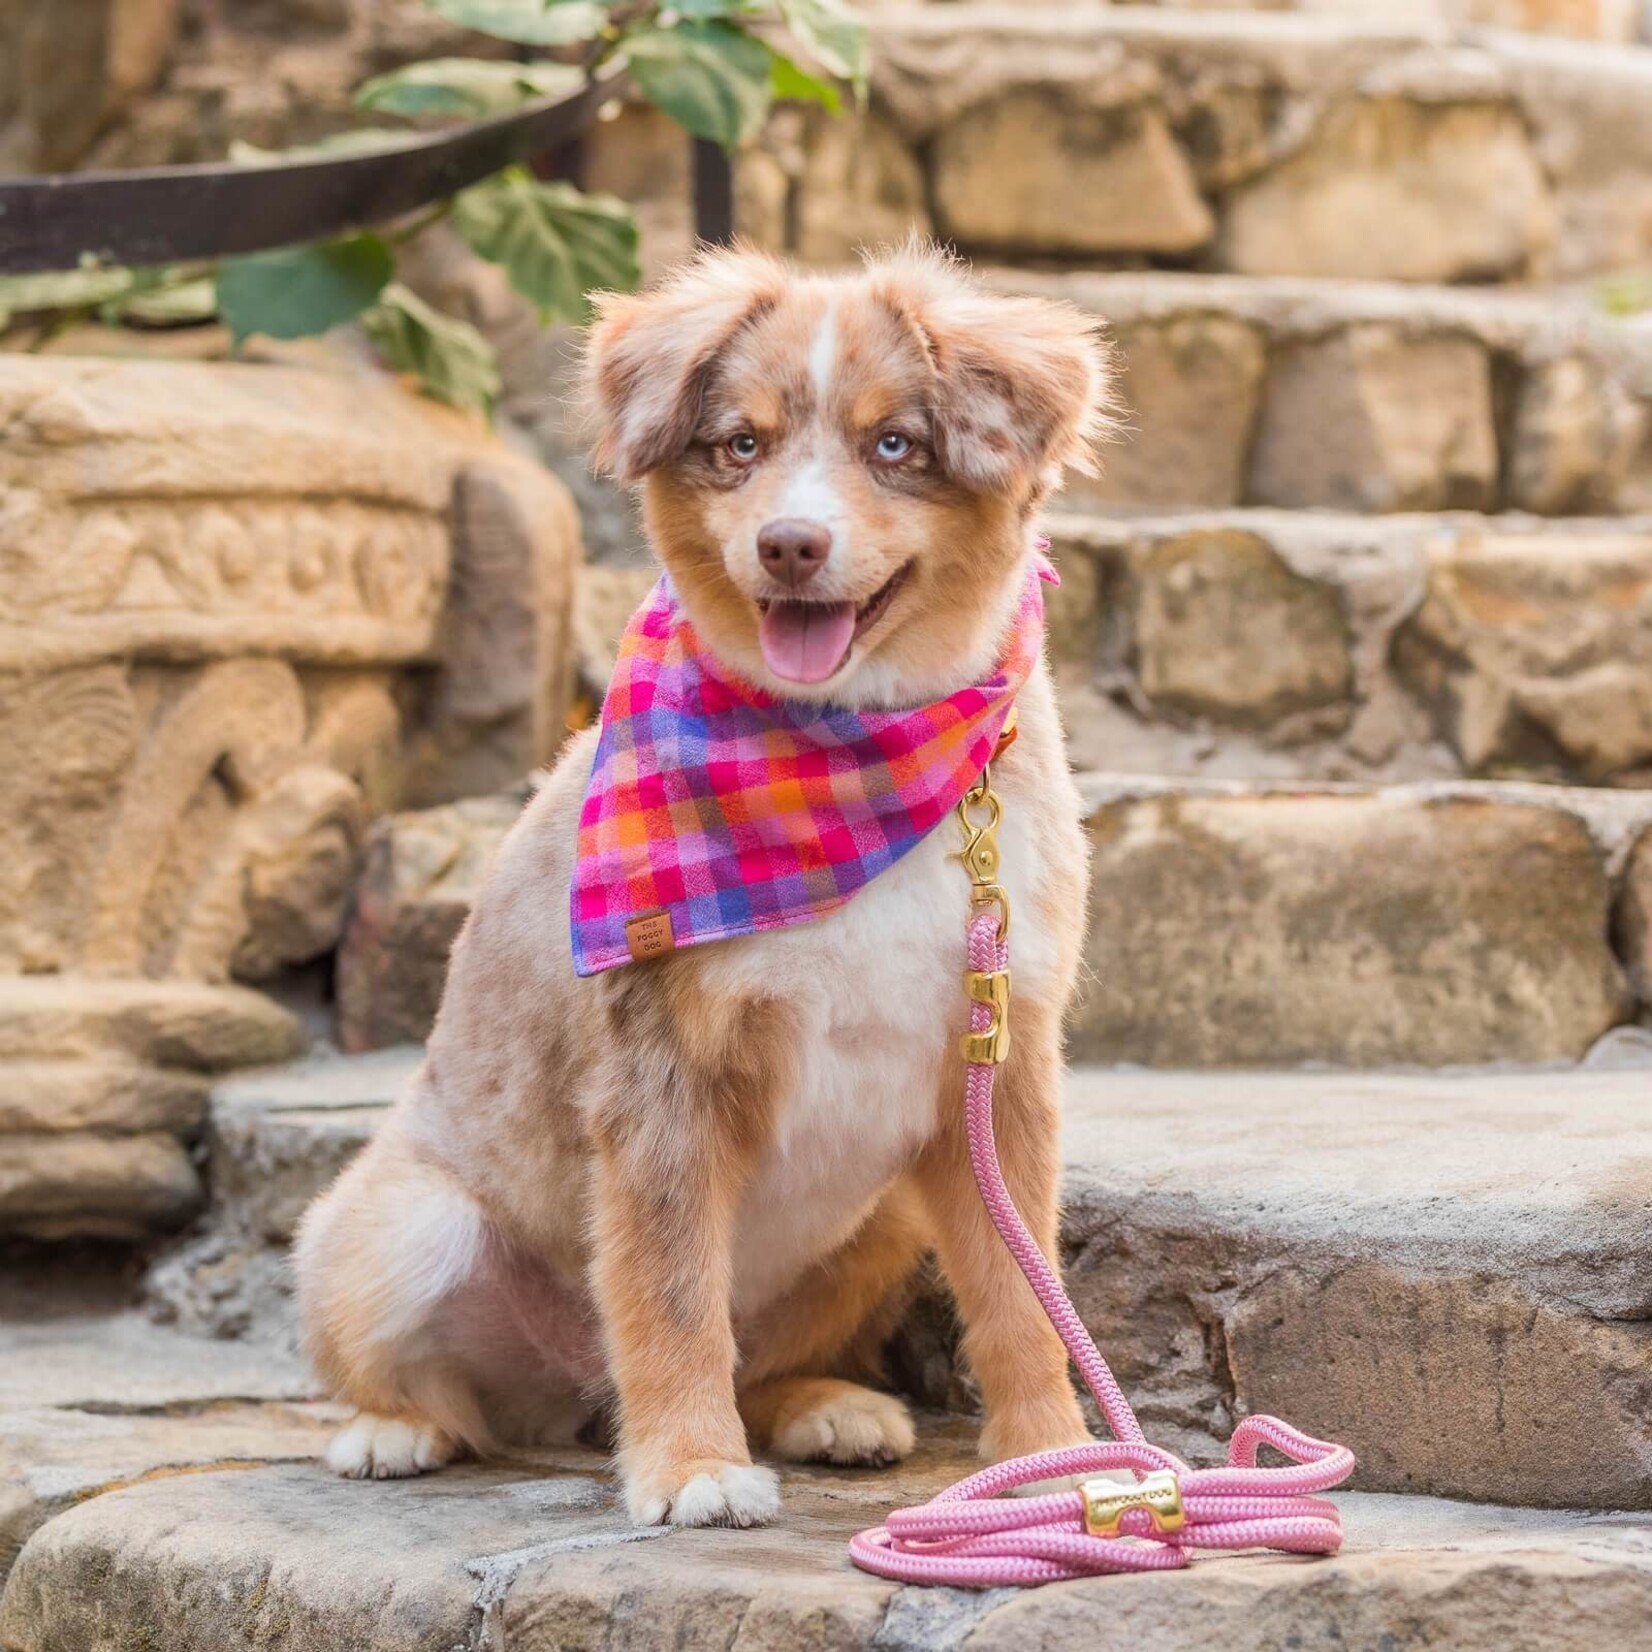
top-left (758, 600), bottom-right (856, 684)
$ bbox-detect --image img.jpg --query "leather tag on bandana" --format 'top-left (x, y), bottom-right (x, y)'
top-left (625, 910), bottom-right (675, 962)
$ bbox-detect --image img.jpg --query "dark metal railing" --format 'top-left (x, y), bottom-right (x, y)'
top-left (0, 69), bottom-right (733, 276)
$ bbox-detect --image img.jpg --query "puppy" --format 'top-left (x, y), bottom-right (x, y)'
top-left (294, 243), bottom-right (1112, 1527)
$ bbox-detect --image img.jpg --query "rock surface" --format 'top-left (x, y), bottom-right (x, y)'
top-left (1049, 511), bottom-right (1652, 788)
top-left (1076, 776), bottom-right (1641, 1065)
top-left (336, 796), bottom-right (525, 1053)
top-left (5, 1440), bottom-right (1652, 1652)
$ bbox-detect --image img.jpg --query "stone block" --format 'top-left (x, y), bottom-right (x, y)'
top-left (1250, 326), bottom-right (1497, 512)
top-left (1615, 829), bottom-right (1652, 1001)
top-left (1507, 355), bottom-right (1649, 516)
top-left (1220, 93), bottom-right (1553, 282)
top-left (1076, 785), bottom-right (1630, 1066)
top-left (0, 977), bottom-right (301, 1071)
top-left (1395, 527), bottom-right (1652, 781)
top-left (0, 1131), bottom-right (200, 1241)
top-left (208, 1048), bottom-right (411, 1242)
top-left (1057, 1064), bottom-right (1652, 1507)
top-left (1068, 315), bottom-right (1265, 511)
top-left (1128, 528), bottom-right (1353, 726)
top-left (336, 796), bottom-right (522, 1052)
top-left (933, 90), bottom-right (1213, 256)
top-left (0, 1060), bottom-right (207, 1136)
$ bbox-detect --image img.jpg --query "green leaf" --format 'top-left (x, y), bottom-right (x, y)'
top-left (623, 20), bottom-right (773, 148)
top-left (453, 172), bottom-right (639, 324)
top-left (419, 0), bottom-right (606, 46)
top-left (673, 0), bottom-right (761, 15)
top-left (104, 271), bottom-right (219, 327)
top-left (361, 284), bottom-right (500, 411)
top-left (0, 267), bottom-right (135, 325)
top-left (776, 0), bottom-right (867, 93)
top-left (216, 234), bottom-right (394, 344)
top-left (770, 49), bottom-right (840, 113)
top-left (231, 129), bottom-right (423, 165)
top-left (356, 58), bottom-right (585, 120)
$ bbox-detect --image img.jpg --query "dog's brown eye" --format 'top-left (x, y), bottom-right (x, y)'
top-left (874, 431), bottom-right (912, 461)
top-left (728, 433), bottom-right (759, 462)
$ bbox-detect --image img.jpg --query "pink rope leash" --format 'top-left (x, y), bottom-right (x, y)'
top-left (848, 909), bottom-right (1355, 1587)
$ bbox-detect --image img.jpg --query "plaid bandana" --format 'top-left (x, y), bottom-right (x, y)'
top-left (571, 555), bottom-right (1055, 976)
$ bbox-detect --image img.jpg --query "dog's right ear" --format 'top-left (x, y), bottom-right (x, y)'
top-left (582, 247), bottom-right (785, 484)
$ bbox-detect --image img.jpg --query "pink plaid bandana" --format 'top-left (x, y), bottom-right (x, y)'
top-left (571, 555), bottom-right (1055, 975)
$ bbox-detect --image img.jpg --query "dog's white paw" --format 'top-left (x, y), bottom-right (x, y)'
top-left (628, 1461), bottom-right (781, 1528)
top-left (771, 1385), bottom-right (916, 1467)
top-left (325, 1414), bottom-right (456, 1480)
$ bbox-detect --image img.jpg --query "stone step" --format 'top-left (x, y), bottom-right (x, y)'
top-left (1042, 509), bottom-right (1652, 787)
top-left (7, 1441), bottom-right (1652, 1652)
top-left (0, 977), bottom-right (304, 1245)
top-left (334, 761), bottom-right (1652, 1067)
top-left (740, 6), bottom-right (1652, 284)
top-left (156, 1047), bottom-right (1652, 1513)
top-left (1001, 271), bottom-right (1652, 518)
top-left (0, 1288), bottom-right (322, 1574)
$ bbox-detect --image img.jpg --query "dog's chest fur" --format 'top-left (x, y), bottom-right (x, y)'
top-left (698, 758), bottom-right (1070, 1317)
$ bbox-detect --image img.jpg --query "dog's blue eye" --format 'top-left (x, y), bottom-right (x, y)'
top-left (876, 431), bottom-right (911, 460)
top-left (728, 433), bottom-right (759, 461)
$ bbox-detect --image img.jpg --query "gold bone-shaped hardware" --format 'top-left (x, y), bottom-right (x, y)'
top-left (961, 967), bottom-right (1010, 1065)
top-left (1080, 1470), bottom-right (1186, 1540)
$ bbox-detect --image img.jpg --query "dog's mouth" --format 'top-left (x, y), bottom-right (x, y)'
top-left (755, 562), bottom-right (913, 685)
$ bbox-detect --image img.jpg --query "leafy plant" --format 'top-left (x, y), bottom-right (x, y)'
top-left (0, 0), bottom-right (867, 409)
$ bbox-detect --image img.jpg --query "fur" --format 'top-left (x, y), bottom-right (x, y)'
top-left (294, 242), bottom-right (1113, 1525)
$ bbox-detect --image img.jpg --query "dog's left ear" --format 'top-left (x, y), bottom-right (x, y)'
top-left (872, 251), bottom-right (1115, 498)
top-left (583, 247), bottom-right (786, 483)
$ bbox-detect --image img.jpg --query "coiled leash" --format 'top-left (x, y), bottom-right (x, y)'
top-left (848, 714), bottom-right (1356, 1587)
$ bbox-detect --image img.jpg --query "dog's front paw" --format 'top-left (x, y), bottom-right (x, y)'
top-left (626, 1460), bottom-right (781, 1528)
top-left (769, 1382), bottom-right (916, 1467)
top-left (325, 1413), bottom-right (457, 1480)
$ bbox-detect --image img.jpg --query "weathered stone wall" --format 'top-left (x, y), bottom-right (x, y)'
top-left (0, 346), bottom-right (582, 1238)
top-left (739, 10), bottom-right (1652, 284)
top-left (331, 768), bottom-right (1652, 1065)
top-left (1046, 511), bottom-right (1652, 787)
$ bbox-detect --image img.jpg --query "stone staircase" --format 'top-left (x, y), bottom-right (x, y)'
top-left (8, 4), bottom-right (1652, 1647)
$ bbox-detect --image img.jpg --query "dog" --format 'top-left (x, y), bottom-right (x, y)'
top-left (293, 242), bottom-right (1113, 1527)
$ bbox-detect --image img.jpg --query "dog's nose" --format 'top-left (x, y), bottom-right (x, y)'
top-left (757, 519), bottom-right (831, 589)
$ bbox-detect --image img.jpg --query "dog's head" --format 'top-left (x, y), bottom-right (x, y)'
top-left (583, 243), bottom-right (1113, 706)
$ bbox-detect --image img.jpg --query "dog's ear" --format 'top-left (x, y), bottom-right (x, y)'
top-left (869, 246), bottom-right (1115, 498)
top-left (582, 247), bottom-right (786, 483)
